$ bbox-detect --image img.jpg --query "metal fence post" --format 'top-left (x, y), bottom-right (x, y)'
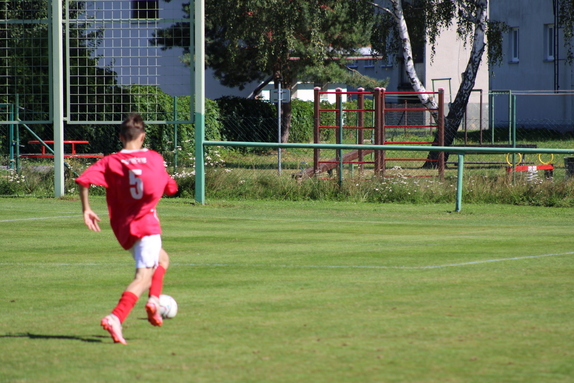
top-left (8, 103), bottom-right (14, 169)
top-left (194, 0), bottom-right (206, 204)
top-left (52, 0), bottom-right (65, 197)
top-left (173, 96), bottom-right (178, 171)
top-left (456, 153), bottom-right (465, 212)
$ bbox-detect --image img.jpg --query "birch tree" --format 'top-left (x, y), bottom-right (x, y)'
top-left (370, 0), bottom-right (502, 166)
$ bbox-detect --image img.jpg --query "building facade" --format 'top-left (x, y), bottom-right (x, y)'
top-left (489, 1), bottom-right (574, 131)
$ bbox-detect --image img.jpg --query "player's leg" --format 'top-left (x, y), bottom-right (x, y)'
top-left (101, 267), bottom-right (154, 344)
top-left (145, 247), bottom-right (169, 326)
top-left (149, 248), bottom-right (169, 298)
top-left (100, 236), bottom-right (160, 343)
top-left (101, 314), bottom-right (127, 345)
top-left (112, 268), bottom-right (153, 324)
top-left (126, 267), bottom-right (154, 296)
top-left (126, 235), bottom-right (165, 326)
top-left (159, 247), bottom-right (169, 270)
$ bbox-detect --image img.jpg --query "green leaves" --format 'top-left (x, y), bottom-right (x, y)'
top-left (371, 1), bottom-right (504, 66)
top-left (155, 0), bottom-right (379, 90)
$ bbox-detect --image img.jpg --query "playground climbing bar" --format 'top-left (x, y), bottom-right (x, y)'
top-left (313, 88), bottom-right (445, 179)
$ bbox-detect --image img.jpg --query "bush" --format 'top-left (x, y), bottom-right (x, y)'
top-left (65, 85), bottom-right (223, 168)
top-left (215, 96), bottom-right (276, 152)
top-left (289, 99), bottom-right (314, 143)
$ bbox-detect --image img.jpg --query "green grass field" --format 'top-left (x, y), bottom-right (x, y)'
top-left (1, 197), bottom-right (573, 382)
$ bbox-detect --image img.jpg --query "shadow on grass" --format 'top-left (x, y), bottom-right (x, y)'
top-left (0, 332), bottom-right (103, 343)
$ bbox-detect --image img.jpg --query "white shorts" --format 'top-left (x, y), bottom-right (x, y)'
top-left (129, 234), bottom-right (162, 269)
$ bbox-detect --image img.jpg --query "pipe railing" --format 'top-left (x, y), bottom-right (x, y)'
top-left (203, 140), bottom-right (574, 212)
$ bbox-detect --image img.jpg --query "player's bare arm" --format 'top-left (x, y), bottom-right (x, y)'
top-left (79, 184), bottom-right (101, 232)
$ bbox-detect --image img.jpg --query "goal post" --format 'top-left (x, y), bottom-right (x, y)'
top-left (51, 0), bottom-right (65, 197)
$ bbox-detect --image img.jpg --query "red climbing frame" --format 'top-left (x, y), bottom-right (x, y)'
top-left (312, 87), bottom-right (445, 179)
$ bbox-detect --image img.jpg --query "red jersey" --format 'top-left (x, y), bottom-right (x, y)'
top-left (76, 149), bottom-right (178, 250)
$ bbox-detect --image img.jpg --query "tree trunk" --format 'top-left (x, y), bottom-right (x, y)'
top-left (385, 0), bottom-right (488, 168)
top-left (281, 99), bottom-right (292, 144)
top-left (422, 0), bottom-right (487, 168)
top-left (274, 62), bottom-right (294, 144)
top-left (248, 75), bottom-right (274, 99)
top-left (390, 0), bottom-right (438, 117)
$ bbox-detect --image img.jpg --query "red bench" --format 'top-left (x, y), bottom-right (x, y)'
top-left (20, 140), bottom-right (104, 159)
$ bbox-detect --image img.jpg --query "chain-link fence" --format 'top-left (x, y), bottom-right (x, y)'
top-left (204, 91), bottom-right (574, 188)
top-left (2, 0), bottom-right (574, 198)
top-left (0, 0), bottom-right (193, 170)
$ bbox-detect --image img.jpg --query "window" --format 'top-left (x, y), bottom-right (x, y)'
top-left (380, 55), bottom-right (394, 68)
top-left (510, 27), bottom-right (519, 62)
top-left (364, 59), bottom-right (374, 68)
top-left (545, 24), bottom-right (555, 61)
top-left (132, 0), bottom-right (159, 20)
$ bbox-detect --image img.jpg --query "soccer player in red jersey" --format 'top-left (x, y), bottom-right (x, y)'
top-left (75, 113), bottom-right (178, 344)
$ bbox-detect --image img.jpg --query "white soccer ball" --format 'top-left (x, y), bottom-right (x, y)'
top-left (159, 294), bottom-right (178, 319)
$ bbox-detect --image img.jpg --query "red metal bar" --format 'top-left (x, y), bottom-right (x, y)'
top-left (437, 88), bottom-right (445, 180)
top-left (319, 160), bottom-right (374, 165)
top-left (380, 88), bottom-right (386, 176)
top-left (385, 142), bottom-right (435, 145)
top-left (382, 108), bottom-right (438, 112)
top-left (312, 88), bottom-right (447, 179)
top-left (357, 88), bottom-right (365, 173)
top-left (317, 90), bottom-right (438, 96)
top-left (384, 124), bottom-right (436, 128)
top-left (20, 154), bottom-right (104, 158)
top-left (28, 140), bottom-right (90, 144)
top-left (384, 158), bottom-right (438, 162)
top-left (318, 125), bottom-right (374, 130)
top-left (374, 88), bottom-right (382, 176)
top-left (335, 88), bottom-right (342, 154)
top-left (314, 87), bottom-right (321, 175)
top-left (26, 140), bottom-right (95, 157)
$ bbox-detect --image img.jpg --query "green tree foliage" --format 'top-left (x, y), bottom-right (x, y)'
top-left (215, 96), bottom-right (276, 152)
top-left (152, 0), bottom-right (386, 142)
top-left (154, 0), bottom-right (382, 89)
top-left (204, 0), bottom-right (380, 90)
top-left (0, 0), bottom-right (126, 157)
top-left (370, 0), bottom-right (507, 68)
top-left (0, 1), bottom-right (121, 122)
top-left (76, 85), bottom-right (221, 158)
top-left (0, 0), bottom-right (52, 121)
top-left (557, 0), bottom-right (574, 63)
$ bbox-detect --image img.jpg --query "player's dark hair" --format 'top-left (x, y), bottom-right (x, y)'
top-left (120, 113), bottom-right (146, 141)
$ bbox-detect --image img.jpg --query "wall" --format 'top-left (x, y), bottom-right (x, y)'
top-left (490, 0), bottom-right (574, 131)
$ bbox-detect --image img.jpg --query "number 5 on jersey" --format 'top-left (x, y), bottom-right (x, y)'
top-left (129, 169), bottom-right (143, 199)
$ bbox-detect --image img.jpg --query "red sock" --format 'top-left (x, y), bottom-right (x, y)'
top-left (111, 291), bottom-right (138, 323)
top-left (149, 265), bottom-right (166, 298)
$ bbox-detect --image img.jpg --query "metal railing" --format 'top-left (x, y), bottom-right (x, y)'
top-left (202, 140), bottom-right (574, 212)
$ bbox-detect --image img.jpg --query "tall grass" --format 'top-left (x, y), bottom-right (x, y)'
top-left (4, 156), bottom-right (574, 207)
top-left (175, 167), bottom-right (574, 206)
